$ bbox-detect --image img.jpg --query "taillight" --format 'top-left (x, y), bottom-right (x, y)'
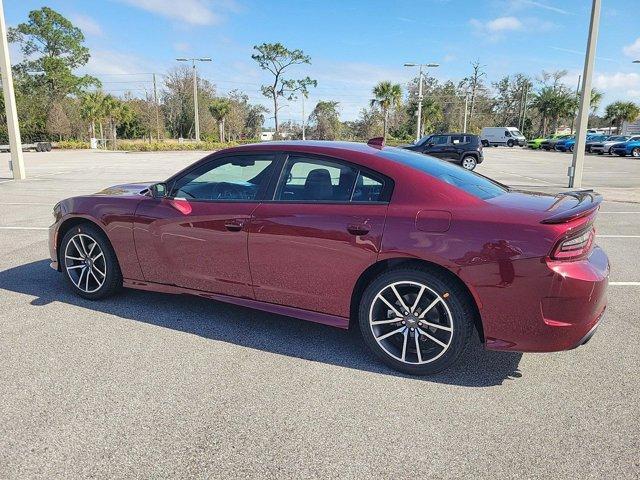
top-left (551, 227), bottom-right (595, 260)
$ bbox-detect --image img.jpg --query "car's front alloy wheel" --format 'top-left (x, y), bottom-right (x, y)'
top-left (632, 147), bottom-right (640, 157)
top-left (60, 223), bottom-right (122, 299)
top-left (64, 233), bottom-right (107, 293)
top-left (359, 268), bottom-right (474, 375)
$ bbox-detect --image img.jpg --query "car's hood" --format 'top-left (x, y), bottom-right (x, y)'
top-left (95, 182), bottom-right (157, 196)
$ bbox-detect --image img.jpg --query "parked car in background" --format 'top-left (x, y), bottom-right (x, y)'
top-left (48, 140), bottom-right (609, 375)
top-left (527, 136), bottom-right (546, 149)
top-left (590, 135), bottom-right (632, 155)
top-left (480, 127), bottom-right (526, 147)
top-left (540, 134), bottom-right (571, 151)
top-left (611, 139), bottom-right (640, 157)
top-left (585, 135), bottom-right (609, 153)
top-left (401, 133), bottom-right (483, 170)
top-left (555, 136), bottom-right (575, 152)
top-left (561, 134), bottom-right (605, 153)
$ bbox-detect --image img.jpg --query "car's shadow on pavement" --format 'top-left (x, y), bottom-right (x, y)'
top-left (1, 260), bottom-right (523, 387)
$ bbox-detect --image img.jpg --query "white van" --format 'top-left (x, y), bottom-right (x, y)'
top-left (480, 127), bottom-right (526, 147)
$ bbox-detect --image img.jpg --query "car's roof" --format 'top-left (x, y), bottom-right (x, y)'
top-left (226, 140), bottom-right (383, 154)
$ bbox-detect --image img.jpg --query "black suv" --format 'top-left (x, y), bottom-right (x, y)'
top-left (401, 133), bottom-right (483, 170)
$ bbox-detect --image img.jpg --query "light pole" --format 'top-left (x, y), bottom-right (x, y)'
top-left (569, 0), bottom-right (600, 189)
top-left (177, 57), bottom-right (212, 142)
top-left (404, 62), bottom-right (439, 142)
top-left (0, 0), bottom-right (25, 179)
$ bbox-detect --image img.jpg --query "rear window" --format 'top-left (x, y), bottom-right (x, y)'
top-left (379, 148), bottom-right (508, 200)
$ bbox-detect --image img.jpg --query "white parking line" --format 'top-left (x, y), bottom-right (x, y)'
top-left (0, 202), bottom-right (52, 206)
top-left (0, 226), bottom-right (48, 230)
top-left (610, 282), bottom-right (640, 286)
top-left (598, 235), bottom-right (640, 238)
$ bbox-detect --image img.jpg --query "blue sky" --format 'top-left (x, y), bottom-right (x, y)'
top-left (6, 0), bottom-right (640, 125)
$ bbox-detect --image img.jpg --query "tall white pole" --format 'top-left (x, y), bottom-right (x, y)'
top-left (301, 95), bottom-right (305, 140)
top-left (463, 94), bottom-right (469, 132)
top-left (0, 0), bottom-right (25, 180)
top-left (416, 65), bottom-right (424, 142)
top-left (569, 0), bottom-right (600, 189)
top-left (192, 61), bottom-right (200, 142)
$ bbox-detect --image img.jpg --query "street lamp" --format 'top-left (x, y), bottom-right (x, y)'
top-left (404, 63), bottom-right (439, 142)
top-left (177, 57), bottom-right (212, 142)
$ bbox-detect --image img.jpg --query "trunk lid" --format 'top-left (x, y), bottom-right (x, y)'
top-left (487, 189), bottom-right (602, 224)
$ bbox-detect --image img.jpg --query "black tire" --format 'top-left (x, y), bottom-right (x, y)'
top-left (358, 268), bottom-right (475, 375)
top-left (481, 139), bottom-right (489, 147)
top-left (632, 147), bottom-right (640, 158)
top-left (35, 143), bottom-right (43, 152)
top-left (460, 155), bottom-right (477, 170)
top-left (506, 139), bottom-right (514, 147)
top-left (45, 143), bottom-right (52, 152)
top-left (59, 222), bottom-right (122, 300)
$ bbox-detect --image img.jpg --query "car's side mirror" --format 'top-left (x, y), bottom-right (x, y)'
top-left (150, 182), bottom-right (168, 199)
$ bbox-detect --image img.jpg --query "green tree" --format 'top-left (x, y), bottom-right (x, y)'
top-left (9, 7), bottom-right (98, 101)
top-left (370, 81), bottom-right (402, 141)
top-left (251, 42), bottom-right (317, 134)
top-left (604, 101), bottom-right (640, 133)
top-left (208, 98), bottom-right (231, 142)
top-left (80, 91), bottom-right (106, 139)
top-left (102, 96), bottom-right (133, 149)
top-left (308, 101), bottom-right (341, 140)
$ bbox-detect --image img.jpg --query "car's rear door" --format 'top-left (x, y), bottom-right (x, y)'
top-left (133, 153), bottom-right (277, 298)
top-left (247, 153), bottom-right (391, 318)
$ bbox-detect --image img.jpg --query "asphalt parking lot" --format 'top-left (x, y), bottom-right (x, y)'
top-left (1, 147), bottom-right (639, 478)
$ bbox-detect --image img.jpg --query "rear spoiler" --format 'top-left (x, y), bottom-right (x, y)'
top-left (540, 189), bottom-right (603, 224)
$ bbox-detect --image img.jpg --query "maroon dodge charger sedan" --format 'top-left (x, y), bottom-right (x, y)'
top-left (49, 140), bottom-right (609, 375)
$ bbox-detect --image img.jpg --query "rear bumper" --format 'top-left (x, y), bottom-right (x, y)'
top-left (483, 246), bottom-right (609, 352)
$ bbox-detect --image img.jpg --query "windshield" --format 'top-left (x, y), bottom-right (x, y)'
top-left (609, 136), bottom-right (628, 141)
top-left (415, 135), bottom-right (432, 146)
top-left (380, 148), bottom-right (507, 200)
top-left (510, 129), bottom-right (523, 137)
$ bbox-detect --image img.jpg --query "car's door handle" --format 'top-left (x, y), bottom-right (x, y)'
top-left (224, 220), bottom-right (244, 232)
top-left (347, 224), bottom-right (370, 236)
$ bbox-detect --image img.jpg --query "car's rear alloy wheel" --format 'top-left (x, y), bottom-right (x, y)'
top-left (359, 269), bottom-right (474, 375)
top-left (461, 156), bottom-right (477, 170)
top-left (632, 147), bottom-right (640, 157)
top-left (61, 224), bottom-right (122, 299)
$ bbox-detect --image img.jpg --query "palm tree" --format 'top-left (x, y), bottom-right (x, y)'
top-left (80, 91), bottom-right (106, 139)
top-left (102, 95), bottom-right (133, 149)
top-left (208, 98), bottom-right (231, 142)
top-left (604, 101), bottom-right (640, 133)
top-left (589, 89), bottom-right (603, 115)
top-left (370, 81), bottom-right (402, 141)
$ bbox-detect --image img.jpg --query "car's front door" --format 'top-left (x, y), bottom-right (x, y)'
top-left (247, 154), bottom-right (390, 318)
top-left (134, 153), bottom-right (277, 298)
top-left (422, 135), bottom-right (449, 158)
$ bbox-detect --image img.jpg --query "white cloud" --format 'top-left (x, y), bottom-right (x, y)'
top-left (486, 16), bottom-right (523, 32)
top-left (71, 13), bottom-right (103, 36)
top-left (593, 72), bottom-right (640, 91)
top-left (117, 0), bottom-right (228, 26)
top-left (173, 42), bottom-right (191, 53)
top-left (84, 50), bottom-right (160, 76)
top-left (623, 37), bottom-right (640, 59)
